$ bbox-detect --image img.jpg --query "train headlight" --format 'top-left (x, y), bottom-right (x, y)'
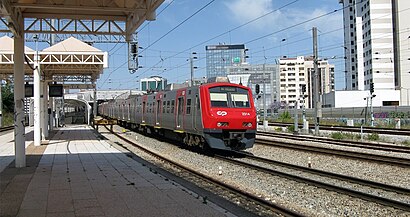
top-left (242, 122), bottom-right (252, 127)
top-left (217, 122), bottom-right (229, 127)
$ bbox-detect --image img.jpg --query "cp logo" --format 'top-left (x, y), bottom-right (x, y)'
top-left (216, 111), bottom-right (227, 116)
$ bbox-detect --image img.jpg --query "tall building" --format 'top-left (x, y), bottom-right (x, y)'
top-left (226, 64), bottom-right (279, 112)
top-left (339, 0), bottom-right (410, 105)
top-left (279, 56), bottom-right (335, 109)
top-left (206, 44), bottom-right (247, 78)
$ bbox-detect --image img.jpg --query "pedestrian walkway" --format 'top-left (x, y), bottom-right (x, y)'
top-left (0, 125), bottom-right (237, 217)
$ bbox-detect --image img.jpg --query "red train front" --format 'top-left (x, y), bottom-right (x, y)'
top-left (199, 83), bottom-right (257, 150)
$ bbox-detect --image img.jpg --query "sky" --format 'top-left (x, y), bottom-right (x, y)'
top-left (12, 0), bottom-right (348, 91)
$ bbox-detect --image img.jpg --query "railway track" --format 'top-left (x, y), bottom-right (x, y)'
top-left (256, 138), bottom-right (410, 167)
top-left (103, 126), bottom-right (305, 217)
top-left (216, 153), bottom-right (410, 212)
top-left (265, 122), bottom-right (410, 136)
top-left (0, 126), bottom-right (14, 133)
top-left (258, 131), bottom-right (410, 154)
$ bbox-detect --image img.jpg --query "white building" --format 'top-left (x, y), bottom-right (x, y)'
top-left (139, 76), bottom-right (167, 91)
top-left (279, 56), bottom-right (335, 109)
top-left (339, 0), bottom-right (409, 106)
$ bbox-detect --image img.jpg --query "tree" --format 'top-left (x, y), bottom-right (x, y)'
top-left (1, 82), bottom-right (14, 113)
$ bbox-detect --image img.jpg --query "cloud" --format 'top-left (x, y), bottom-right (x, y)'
top-left (224, 0), bottom-right (343, 42)
top-left (223, 0), bottom-right (282, 30)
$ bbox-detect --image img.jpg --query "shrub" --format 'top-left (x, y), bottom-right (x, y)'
top-left (2, 112), bottom-right (14, 127)
top-left (402, 140), bottom-right (410, 147)
top-left (287, 125), bottom-right (295, 133)
top-left (278, 111), bottom-right (292, 122)
top-left (331, 132), bottom-right (344, 140)
top-left (274, 127), bottom-right (282, 132)
top-left (367, 133), bottom-right (379, 141)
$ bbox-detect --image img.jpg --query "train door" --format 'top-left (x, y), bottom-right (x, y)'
top-left (176, 97), bottom-right (184, 128)
top-left (156, 99), bottom-right (161, 125)
top-left (142, 101), bottom-right (146, 123)
top-left (193, 94), bottom-right (199, 131)
top-left (127, 103), bottom-right (130, 121)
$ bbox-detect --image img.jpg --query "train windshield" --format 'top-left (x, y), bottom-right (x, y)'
top-left (209, 86), bottom-right (250, 108)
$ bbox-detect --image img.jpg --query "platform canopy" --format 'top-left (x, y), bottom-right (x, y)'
top-left (0, 35), bottom-right (107, 82)
top-left (0, 35), bottom-right (34, 75)
top-left (0, 0), bottom-right (164, 41)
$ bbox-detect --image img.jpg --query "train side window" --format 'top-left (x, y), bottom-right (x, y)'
top-left (167, 101), bottom-right (170, 113)
top-left (163, 101), bottom-right (166, 113)
top-left (171, 100), bottom-right (175, 113)
top-left (186, 99), bottom-right (191, 115)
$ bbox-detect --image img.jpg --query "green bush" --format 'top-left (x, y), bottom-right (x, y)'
top-left (367, 133), bottom-right (380, 141)
top-left (278, 111), bottom-right (292, 122)
top-left (286, 125), bottom-right (295, 133)
top-left (402, 140), bottom-right (410, 147)
top-left (274, 127), bottom-right (282, 132)
top-left (331, 132), bottom-right (344, 140)
top-left (2, 112), bottom-right (14, 127)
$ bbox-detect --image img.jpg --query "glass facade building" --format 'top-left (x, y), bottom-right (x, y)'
top-left (206, 44), bottom-right (246, 78)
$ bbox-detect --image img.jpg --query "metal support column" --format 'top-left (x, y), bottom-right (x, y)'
top-left (34, 35), bottom-right (42, 146)
top-left (14, 34), bottom-right (26, 167)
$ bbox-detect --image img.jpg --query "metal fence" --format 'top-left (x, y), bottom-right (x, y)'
top-left (275, 106), bottom-right (410, 126)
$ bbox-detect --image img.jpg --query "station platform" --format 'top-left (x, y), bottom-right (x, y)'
top-left (0, 125), bottom-right (243, 217)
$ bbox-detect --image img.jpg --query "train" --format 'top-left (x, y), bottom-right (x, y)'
top-left (98, 78), bottom-right (257, 151)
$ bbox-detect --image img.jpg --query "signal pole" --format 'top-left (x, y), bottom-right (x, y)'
top-left (313, 27), bottom-right (321, 135)
top-left (190, 52), bottom-right (197, 87)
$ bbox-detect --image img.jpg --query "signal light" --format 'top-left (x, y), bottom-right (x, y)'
top-left (370, 82), bottom-right (374, 93)
top-left (301, 84), bottom-right (306, 93)
top-left (255, 84), bottom-right (260, 94)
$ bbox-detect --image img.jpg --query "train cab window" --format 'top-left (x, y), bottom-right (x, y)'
top-left (209, 86), bottom-right (250, 108)
top-left (163, 101), bottom-right (166, 113)
top-left (210, 93), bottom-right (228, 107)
top-left (167, 101), bottom-right (170, 113)
top-left (231, 94), bottom-right (249, 108)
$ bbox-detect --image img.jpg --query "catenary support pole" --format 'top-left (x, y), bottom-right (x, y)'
top-left (263, 63), bottom-right (268, 130)
top-left (14, 32), bottom-right (26, 167)
top-left (313, 27), bottom-right (320, 135)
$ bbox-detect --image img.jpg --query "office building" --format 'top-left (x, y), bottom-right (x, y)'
top-left (206, 44), bottom-right (247, 78)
